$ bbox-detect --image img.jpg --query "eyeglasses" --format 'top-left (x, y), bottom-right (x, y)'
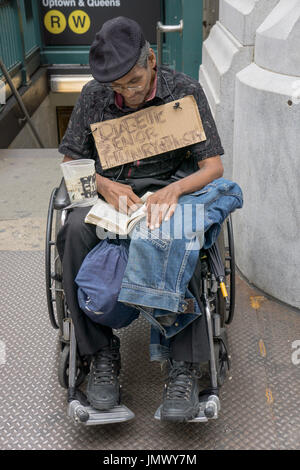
top-left (109, 84), bottom-right (144, 92)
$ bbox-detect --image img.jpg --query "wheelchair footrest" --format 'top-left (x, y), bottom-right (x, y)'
top-left (154, 394), bottom-right (220, 423)
top-left (67, 400), bottom-right (135, 425)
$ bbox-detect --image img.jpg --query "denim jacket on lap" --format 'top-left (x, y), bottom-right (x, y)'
top-left (118, 177), bottom-right (243, 360)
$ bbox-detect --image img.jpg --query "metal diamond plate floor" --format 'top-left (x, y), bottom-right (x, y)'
top-left (0, 250), bottom-right (300, 450)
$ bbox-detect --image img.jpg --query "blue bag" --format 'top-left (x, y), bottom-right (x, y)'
top-left (75, 238), bottom-right (139, 329)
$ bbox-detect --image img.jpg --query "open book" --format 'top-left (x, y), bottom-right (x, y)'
top-left (85, 192), bottom-right (153, 235)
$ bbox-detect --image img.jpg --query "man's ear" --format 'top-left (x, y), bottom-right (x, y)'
top-left (148, 48), bottom-right (157, 69)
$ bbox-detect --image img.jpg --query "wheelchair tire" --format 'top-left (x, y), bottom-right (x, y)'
top-left (46, 188), bottom-right (61, 330)
top-left (224, 215), bottom-right (235, 325)
top-left (214, 338), bottom-right (229, 388)
top-left (45, 188), bottom-right (66, 331)
top-left (215, 227), bottom-right (227, 328)
top-left (58, 344), bottom-right (87, 389)
top-left (214, 216), bottom-right (236, 326)
top-left (54, 210), bottom-right (65, 333)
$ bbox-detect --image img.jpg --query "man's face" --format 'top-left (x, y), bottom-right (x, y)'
top-left (110, 49), bottom-right (156, 108)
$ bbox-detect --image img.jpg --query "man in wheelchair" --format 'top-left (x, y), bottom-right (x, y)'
top-left (55, 17), bottom-right (240, 423)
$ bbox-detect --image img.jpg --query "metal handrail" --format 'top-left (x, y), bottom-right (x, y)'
top-left (156, 20), bottom-right (183, 66)
top-left (0, 56), bottom-right (44, 147)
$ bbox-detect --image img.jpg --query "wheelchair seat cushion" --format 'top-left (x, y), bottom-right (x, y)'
top-left (75, 238), bottom-right (139, 329)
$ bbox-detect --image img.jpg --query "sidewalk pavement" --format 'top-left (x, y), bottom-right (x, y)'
top-left (0, 149), bottom-right (62, 250)
top-left (0, 147), bottom-right (300, 449)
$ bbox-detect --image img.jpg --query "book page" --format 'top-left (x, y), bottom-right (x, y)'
top-left (85, 192), bottom-right (153, 234)
top-left (126, 192), bottom-right (153, 233)
top-left (85, 213), bottom-right (121, 234)
top-left (85, 198), bottom-right (129, 234)
top-left (140, 191), bottom-right (153, 203)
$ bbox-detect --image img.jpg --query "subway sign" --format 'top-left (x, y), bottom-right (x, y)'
top-left (40, 0), bottom-right (161, 45)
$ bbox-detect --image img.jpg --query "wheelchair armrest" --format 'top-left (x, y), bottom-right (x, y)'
top-left (54, 178), bottom-right (71, 210)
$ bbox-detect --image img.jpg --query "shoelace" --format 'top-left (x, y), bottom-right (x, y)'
top-left (166, 366), bottom-right (200, 400)
top-left (92, 349), bottom-right (120, 385)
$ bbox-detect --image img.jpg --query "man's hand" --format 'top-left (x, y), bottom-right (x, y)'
top-left (146, 184), bottom-right (181, 229)
top-left (145, 155), bottom-right (224, 229)
top-left (97, 175), bottom-right (143, 214)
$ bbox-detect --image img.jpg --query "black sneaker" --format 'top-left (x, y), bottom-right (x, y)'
top-left (86, 335), bottom-right (121, 411)
top-left (161, 360), bottom-right (201, 422)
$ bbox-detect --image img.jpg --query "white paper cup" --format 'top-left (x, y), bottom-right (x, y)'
top-left (60, 159), bottom-right (98, 206)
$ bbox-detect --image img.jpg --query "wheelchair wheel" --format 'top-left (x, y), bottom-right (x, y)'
top-left (54, 210), bottom-right (65, 332)
top-left (45, 188), bottom-right (59, 329)
top-left (45, 188), bottom-right (65, 331)
top-left (224, 215), bottom-right (235, 325)
top-left (214, 337), bottom-right (230, 387)
top-left (58, 344), bottom-right (88, 389)
top-left (214, 228), bottom-right (227, 328)
top-left (213, 215), bottom-right (235, 326)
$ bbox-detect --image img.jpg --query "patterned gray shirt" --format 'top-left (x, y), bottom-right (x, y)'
top-left (58, 66), bottom-right (224, 195)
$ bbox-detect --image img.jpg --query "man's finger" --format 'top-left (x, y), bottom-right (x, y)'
top-left (147, 203), bottom-right (171, 229)
top-left (128, 200), bottom-right (143, 215)
top-left (117, 195), bottom-right (129, 214)
top-left (129, 191), bottom-right (143, 205)
top-left (154, 204), bottom-right (170, 228)
top-left (147, 202), bottom-right (160, 229)
top-left (163, 203), bottom-right (177, 221)
top-left (117, 193), bottom-right (143, 214)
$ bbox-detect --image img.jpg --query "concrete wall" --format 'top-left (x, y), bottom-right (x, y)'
top-left (200, 0), bottom-right (300, 309)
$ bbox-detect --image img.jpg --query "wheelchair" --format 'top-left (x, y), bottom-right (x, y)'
top-left (45, 179), bottom-right (236, 425)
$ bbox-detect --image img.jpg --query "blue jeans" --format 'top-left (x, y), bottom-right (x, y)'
top-left (118, 178), bottom-right (243, 361)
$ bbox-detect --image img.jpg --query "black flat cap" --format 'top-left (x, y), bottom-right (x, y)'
top-left (89, 16), bottom-right (146, 83)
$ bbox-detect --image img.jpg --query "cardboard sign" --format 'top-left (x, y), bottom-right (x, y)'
top-left (90, 96), bottom-right (206, 170)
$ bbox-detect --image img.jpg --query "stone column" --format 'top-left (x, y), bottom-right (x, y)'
top-left (199, 0), bottom-right (279, 178)
top-left (233, 0), bottom-right (300, 308)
